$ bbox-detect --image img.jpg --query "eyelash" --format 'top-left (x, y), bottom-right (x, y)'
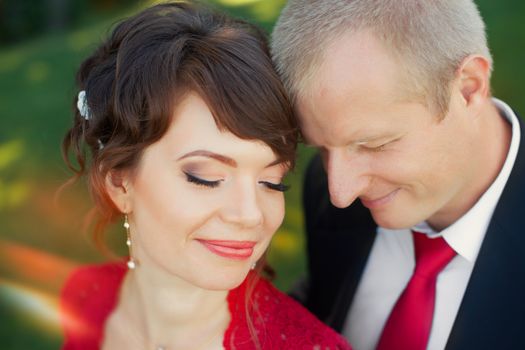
top-left (259, 181), bottom-right (290, 192)
top-left (184, 172), bottom-right (222, 188)
top-left (184, 172), bottom-right (290, 192)
top-left (368, 144), bottom-right (387, 152)
top-left (366, 137), bottom-right (401, 152)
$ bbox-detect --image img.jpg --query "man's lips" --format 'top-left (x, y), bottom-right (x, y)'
top-left (197, 239), bottom-right (256, 260)
top-left (360, 189), bottom-right (400, 209)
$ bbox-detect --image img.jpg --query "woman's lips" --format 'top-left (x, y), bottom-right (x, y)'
top-left (197, 239), bottom-right (256, 260)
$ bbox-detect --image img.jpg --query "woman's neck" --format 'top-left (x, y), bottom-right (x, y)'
top-left (115, 260), bottom-right (230, 349)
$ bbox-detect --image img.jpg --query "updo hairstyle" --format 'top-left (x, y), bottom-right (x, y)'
top-left (63, 1), bottom-right (298, 239)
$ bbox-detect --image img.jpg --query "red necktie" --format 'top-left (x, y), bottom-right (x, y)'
top-left (376, 231), bottom-right (456, 350)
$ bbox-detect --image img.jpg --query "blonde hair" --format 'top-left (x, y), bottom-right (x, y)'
top-left (271, 0), bottom-right (492, 116)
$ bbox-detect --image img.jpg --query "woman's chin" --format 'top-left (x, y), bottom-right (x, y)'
top-left (166, 262), bottom-right (253, 291)
top-left (195, 267), bottom-right (252, 291)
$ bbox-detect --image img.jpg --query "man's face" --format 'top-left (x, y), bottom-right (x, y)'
top-left (297, 31), bottom-right (477, 230)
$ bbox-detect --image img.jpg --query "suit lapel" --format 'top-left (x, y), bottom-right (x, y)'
top-left (327, 202), bottom-right (377, 331)
top-left (446, 115), bottom-right (525, 349)
top-left (303, 155), bottom-right (378, 332)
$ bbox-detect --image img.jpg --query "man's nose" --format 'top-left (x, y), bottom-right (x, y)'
top-left (220, 181), bottom-right (263, 228)
top-left (325, 151), bottom-right (368, 208)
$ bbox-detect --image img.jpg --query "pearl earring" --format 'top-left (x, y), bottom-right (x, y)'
top-left (124, 214), bottom-right (137, 269)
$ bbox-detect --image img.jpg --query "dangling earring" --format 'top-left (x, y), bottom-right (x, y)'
top-left (123, 214), bottom-right (137, 269)
top-left (251, 262), bottom-right (256, 270)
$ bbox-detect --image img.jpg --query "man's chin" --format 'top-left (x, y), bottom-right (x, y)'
top-left (369, 210), bottom-right (419, 230)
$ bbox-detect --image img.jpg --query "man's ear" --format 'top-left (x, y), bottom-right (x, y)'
top-left (105, 170), bottom-right (133, 213)
top-left (456, 54), bottom-right (491, 111)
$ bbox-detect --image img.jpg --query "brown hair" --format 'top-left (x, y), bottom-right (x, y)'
top-left (62, 2), bottom-right (297, 347)
top-left (63, 1), bottom-right (297, 239)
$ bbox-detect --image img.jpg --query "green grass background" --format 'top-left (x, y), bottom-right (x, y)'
top-left (0, 0), bottom-right (524, 348)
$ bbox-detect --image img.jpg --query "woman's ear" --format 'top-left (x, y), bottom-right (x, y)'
top-left (105, 170), bottom-right (133, 213)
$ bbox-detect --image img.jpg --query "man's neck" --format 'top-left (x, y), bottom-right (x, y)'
top-left (427, 98), bottom-right (512, 231)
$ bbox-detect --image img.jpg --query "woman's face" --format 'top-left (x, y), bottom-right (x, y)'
top-left (124, 93), bottom-right (288, 290)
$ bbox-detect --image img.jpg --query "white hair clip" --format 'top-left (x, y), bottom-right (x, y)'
top-left (77, 90), bottom-right (92, 120)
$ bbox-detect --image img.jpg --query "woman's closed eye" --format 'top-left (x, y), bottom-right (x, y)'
top-left (184, 171), bottom-right (290, 192)
top-left (184, 172), bottom-right (223, 188)
top-left (259, 181), bottom-right (290, 192)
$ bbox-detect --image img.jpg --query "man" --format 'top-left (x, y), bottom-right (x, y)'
top-left (272, 1), bottom-right (524, 349)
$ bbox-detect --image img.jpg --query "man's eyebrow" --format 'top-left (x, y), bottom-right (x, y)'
top-left (178, 150), bottom-right (237, 167)
top-left (300, 133), bottom-right (397, 149)
top-left (354, 133), bottom-right (403, 144)
top-left (354, 136), bottom-right (387, 144)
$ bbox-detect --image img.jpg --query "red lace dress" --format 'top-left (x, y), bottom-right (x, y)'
top-left (60, 262), bottom-right (351, 349)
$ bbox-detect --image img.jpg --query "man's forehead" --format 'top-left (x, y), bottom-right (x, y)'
top-left (298, 31), bottom-right (410, 105)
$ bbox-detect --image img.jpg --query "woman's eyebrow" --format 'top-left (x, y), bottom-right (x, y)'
top-left (177, 150), bottom-right (237, 167)
top-left (179, 149), bottom-right (284, 169)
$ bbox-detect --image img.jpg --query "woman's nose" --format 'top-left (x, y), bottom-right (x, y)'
top-left (220, 181), bottom-right (263, 228)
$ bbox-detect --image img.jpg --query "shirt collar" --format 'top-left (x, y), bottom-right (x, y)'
top-left (412, 98), bottom-right (521, 263)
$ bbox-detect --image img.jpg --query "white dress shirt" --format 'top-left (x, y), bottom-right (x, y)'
top-left (342, 98), bottom-right (521, 350)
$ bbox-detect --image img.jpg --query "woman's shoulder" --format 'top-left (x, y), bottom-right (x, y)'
top-left (61, 261), bottom-right (127, 313)
top-left (63, 261), bottom-right (127, 287)
top-left (255, 277), bottom-right (351, 349)
top-left (60, 261), bottom-right (127, 349)
top-left (227, 274), bottom-right (352, 349)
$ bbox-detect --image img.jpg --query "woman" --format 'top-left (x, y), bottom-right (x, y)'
top-left (60, 2), bottom-right (351, 349)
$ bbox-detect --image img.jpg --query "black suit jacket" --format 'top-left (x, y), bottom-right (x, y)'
top-left (301, 115), bottom-right (525, 349)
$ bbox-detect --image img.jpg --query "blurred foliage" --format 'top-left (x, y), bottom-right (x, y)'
top-left (0, 0), bottom-right (523, 349)
top-left (0, 0), bottom-right (137, 46)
